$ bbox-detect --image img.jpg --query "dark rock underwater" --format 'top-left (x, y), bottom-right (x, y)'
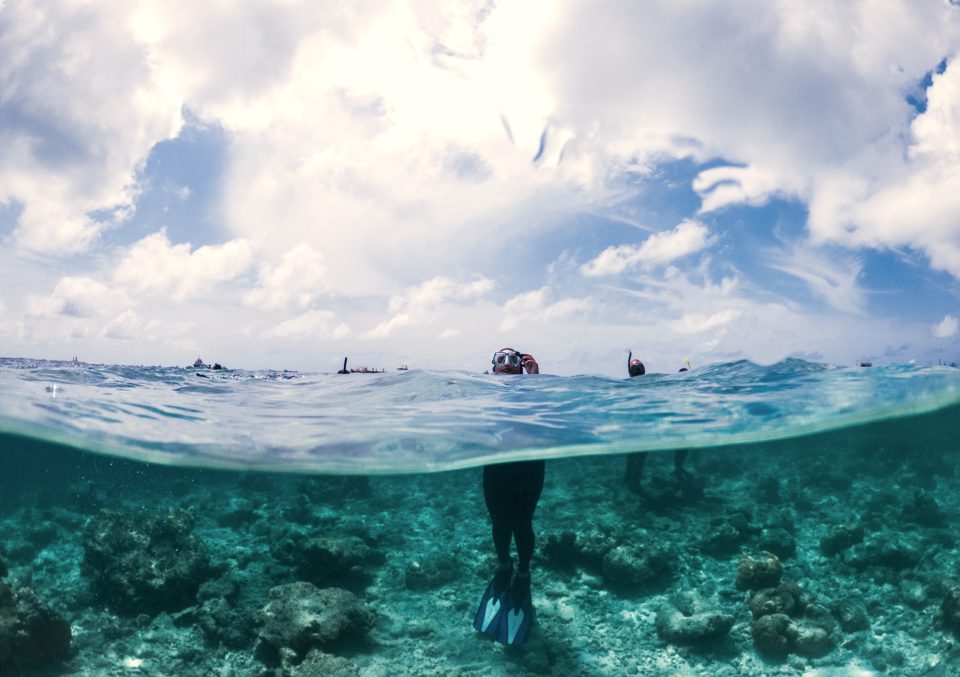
top-left (0, 403), bottom-right (958, 675)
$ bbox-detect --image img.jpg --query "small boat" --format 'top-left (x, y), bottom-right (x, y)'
top-left (192, 357), bottom-right (224, 370)
top-left (397, 364), bottom-right (409, 371)
top-left (337, 358), bottom-right (384, 374)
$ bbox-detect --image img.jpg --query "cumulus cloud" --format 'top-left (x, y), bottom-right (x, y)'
top-left (816, 58), bottom-right (960, 276)
top-left (26, 277), bottom-right (131, 319)
top-left (542, 2), bottom-right (960, 276)
top-left (500, 287), bottom-right (591, 331)
top-left (669, 308), bottom-right (743, 335)
top-left (365, 276), bottom-right (494, 338)
top-left (104, 310), bottom-right (156, 341)
top-left (581, 220), bottom-right (711, 277)
top-left (933, 314), bottom-right (959, 338)
top-left (265, 310), bottom-right (350, 340)
top-left (244, 245), bottom-right (326, 310)
top-left (0, 1), bottom-right (183, 253)
top-left (113, 230), bottom-right (253, 300)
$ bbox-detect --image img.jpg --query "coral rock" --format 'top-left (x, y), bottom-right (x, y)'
top-left (736, 552), bottom-right (783, 591)
top-left (255, 582), bottom-right (375, 658)
top-left (82, 509), bottom-right (212, 615)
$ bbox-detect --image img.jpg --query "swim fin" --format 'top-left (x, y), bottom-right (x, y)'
top-left (473, 564), bottom-right (512, 637)
top-left (498, 572), bottom-right (534, 646)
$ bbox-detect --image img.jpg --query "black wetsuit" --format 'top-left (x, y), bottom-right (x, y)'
top-left (483, 460), bottom-right (545, 573)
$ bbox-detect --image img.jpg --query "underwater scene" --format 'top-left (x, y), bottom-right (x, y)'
top-left (1, 357), bottom-right (960, 676)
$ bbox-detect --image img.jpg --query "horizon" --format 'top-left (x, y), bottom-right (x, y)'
top-left (2, 353), bottom-right (958, 377)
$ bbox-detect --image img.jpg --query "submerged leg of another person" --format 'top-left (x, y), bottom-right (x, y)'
top-left (673, 449), bottom-right (703, 498)
top-left (624, 453), bottom-right (646, 493)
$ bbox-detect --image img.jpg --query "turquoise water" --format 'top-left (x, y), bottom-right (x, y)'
top-left (1, 357), bottom-right (958, 472)
top-left (1, 356), bottom-right (959, 675)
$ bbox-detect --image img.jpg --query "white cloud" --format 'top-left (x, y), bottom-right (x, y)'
top-left (543, 2), bottom-right (960, 277)
top-left (768, 245), bottom-right (866, 315)
top-left (811, 58), bottom-right (960, 277)
top-left (26, 277), bottom-right (131, 319)
top-left (0, 1), bottom-right (183, 254)
top-left (694, 165), bottom-right (791, 214)
top-left (933, 314), bottom-right (959, 338)
top-left (265, 309), bottom-right (350, 340)
top-left (669, 308), bottom-right (742, 335)
top-left (244, 245), bottom-right (326, 310)
top-left (365, 276), bottom-right (494, 338)
top-left (113, 230), bottom-right (253, 301)
top-left (104, 310), bottom-right (155, 341)
top-left (581, 220), bottom-right (711, 277)
top-left (500, 286), bottom-right (591, 331)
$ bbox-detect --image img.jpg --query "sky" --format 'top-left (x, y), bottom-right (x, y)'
top-left (2, 0), bottom-right (960, 376)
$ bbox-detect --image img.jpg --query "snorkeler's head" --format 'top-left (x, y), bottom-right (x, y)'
top-left (492, 348), bottom-right (524, 374)
top-left (628, 358), bottom-right (645, 377)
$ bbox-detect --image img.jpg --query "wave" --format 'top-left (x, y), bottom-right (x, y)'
top-left (0, 357), bottom-right (957, 474)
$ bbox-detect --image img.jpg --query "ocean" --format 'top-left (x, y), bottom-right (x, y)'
top-left (0, 357), bottom-right (958, 675)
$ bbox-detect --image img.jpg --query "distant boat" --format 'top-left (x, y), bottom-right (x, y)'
top-left (337, 357), bottom-right (383, 374)
top-left (397, 364), bottom-right (409, 371)
top-left (859, 361), bottom-right (873, 368)
top-left (192, 357), bottom-right (224, 370)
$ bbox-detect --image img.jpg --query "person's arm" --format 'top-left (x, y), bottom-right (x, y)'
top-left (521, 354), bottom-right (539, 374)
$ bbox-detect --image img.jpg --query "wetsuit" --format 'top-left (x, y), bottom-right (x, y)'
top-left (483, 460), bottom-right (545, 573)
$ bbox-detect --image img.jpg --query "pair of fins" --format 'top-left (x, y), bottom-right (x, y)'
top-left (473, 569), bottom-right (534, 646)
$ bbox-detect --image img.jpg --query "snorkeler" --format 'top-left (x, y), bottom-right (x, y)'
top-left (474, 348), bottom-right (542, 646)
top-left (623, 352), bottom-right (701, 498)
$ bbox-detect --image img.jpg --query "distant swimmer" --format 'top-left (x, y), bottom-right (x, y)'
top-left (474, 347), bottom-right (541, 646)
top-left (623, 351), bottom-right (702, 499)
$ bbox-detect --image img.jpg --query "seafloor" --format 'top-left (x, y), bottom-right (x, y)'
top-left (1, 408), bottom-right (959, 676)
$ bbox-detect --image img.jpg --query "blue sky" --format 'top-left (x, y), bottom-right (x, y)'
top-left (1, 0), bottom-right (959, 375)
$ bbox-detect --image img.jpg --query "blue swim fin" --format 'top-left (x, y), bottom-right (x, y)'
top-left (474, 565), bottom-right (512, 637)
top-left (498, 573), bottom-right (534, 646)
